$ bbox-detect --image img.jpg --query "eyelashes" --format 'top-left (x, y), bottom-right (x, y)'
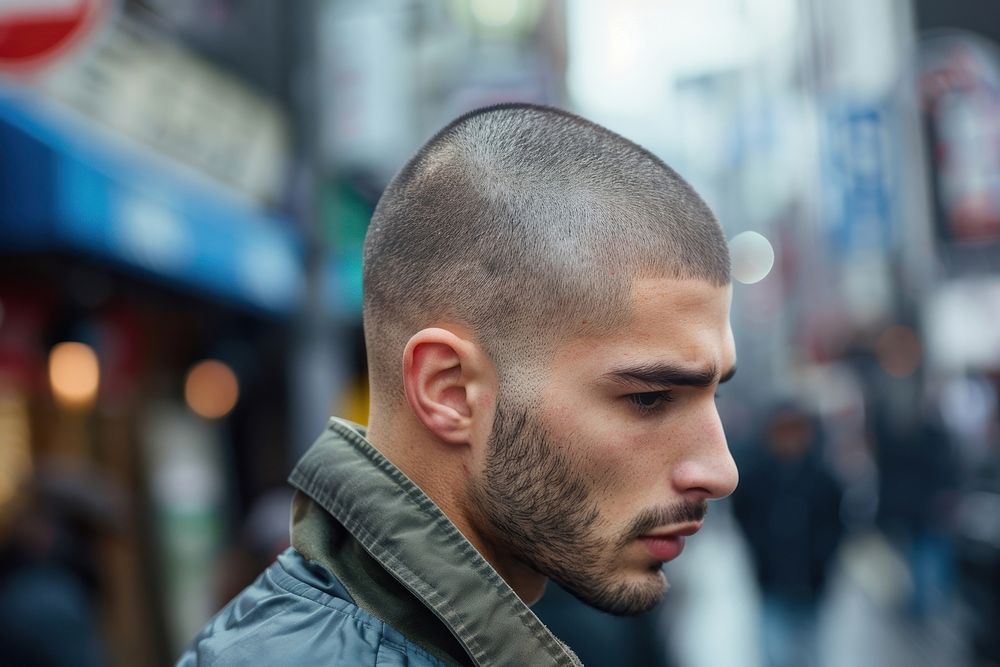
top-left (625, 388), bottom-right (722, 416)
top-left (627, 390), bottom-right (675, 415)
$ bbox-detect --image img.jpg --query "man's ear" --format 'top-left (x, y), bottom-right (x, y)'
top-left (402, 327), bottom-right (493, 445)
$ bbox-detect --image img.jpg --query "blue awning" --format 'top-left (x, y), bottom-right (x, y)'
top-left (0, 86), bottom-right (305, 316)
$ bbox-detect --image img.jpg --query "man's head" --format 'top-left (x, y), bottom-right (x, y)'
top-left (363, 104), bottom-right (737, 615)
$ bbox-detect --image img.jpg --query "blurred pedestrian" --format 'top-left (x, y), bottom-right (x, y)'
top-left (181, 104), bottom-right (739, 666)
top-left (873, 404), bottom-right (958, 621)
top-left (0, 464), bottom-right (123, 667)
top-left (733, 404), bottom-right (844, 667)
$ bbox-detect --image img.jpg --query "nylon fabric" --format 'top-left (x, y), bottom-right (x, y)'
top-left (177, 550), bottom-right (446, 666)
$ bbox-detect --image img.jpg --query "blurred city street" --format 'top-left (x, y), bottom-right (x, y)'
top-left (2, 1), bottom-right (1000, 665)
top-left (665, 512), bottom-right (971, 667)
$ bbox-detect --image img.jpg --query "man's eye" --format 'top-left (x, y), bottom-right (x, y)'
top-left (627, 391), bottom-right (674, 413)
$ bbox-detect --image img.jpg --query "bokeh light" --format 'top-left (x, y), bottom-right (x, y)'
top-left (48, 341), bottom-right (100, 409)
top-left (729, 231), bottom-right (776, 284)
top-left (184, 360), bottom-right (239, 419)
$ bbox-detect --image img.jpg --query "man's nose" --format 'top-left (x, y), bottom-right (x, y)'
top-left (670, 404), bottom-right (739, 501)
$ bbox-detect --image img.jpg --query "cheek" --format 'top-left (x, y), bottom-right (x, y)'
top-left (579, 414), bottom-right (695, 509)
top-left (542, 383), bottom-right (674, 501)
top-left (551, 416), bottom-right (658, 501)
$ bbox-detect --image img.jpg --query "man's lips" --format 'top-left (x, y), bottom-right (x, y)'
top-left (637, 522), bottom-right (702, 562)
top-left (642, 522), bottom-right (703, 539)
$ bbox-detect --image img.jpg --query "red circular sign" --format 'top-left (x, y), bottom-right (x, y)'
top-left (0, 0), bottom-right (111, 74)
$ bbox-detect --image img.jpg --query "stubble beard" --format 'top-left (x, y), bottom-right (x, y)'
top-left (469, 401), bottom-right (668, 616)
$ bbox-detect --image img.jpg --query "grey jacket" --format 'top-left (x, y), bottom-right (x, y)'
top-left (178, 418), bottom-right (582, 666)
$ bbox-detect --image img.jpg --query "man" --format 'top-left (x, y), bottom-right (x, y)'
top-left (180, 104), bottom-right (738, 666)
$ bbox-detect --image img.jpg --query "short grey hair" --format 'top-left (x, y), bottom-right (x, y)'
top-left (363, 103), bottom-right (729, 400)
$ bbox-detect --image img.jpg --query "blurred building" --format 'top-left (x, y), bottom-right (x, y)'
top-left (0, 1), bottom-right (306, 663)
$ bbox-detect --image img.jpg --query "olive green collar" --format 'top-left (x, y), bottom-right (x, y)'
top-left (289, 490), bottom-right (472, 666)
top-left (288, 418), bottom-right (582, 667)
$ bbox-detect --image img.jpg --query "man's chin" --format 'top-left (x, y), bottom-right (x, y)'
top-left (556, 568), bottom-right (667, 616)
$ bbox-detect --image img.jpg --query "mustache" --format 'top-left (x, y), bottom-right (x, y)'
top-left (618, 500), bottom-right (708, 546)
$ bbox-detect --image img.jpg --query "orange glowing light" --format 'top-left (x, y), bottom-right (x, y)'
top-left (185, 360), bottom-right (239, 419)
top-left (48, 341), bottom-right (100, 409)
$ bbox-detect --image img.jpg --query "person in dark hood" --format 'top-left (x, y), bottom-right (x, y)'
top-left (733, 403), bottom-right (844, 667)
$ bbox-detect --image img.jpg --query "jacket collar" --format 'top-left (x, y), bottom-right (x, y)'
top-left (288, 418), bottom-right (582, 667)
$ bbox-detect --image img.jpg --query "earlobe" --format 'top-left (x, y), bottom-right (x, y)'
top-left (403, 328), bottom-right (480, 445)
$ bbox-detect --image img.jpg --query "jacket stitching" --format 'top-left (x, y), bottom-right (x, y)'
top-left (266, 563), bottom-right (385, 635)
top-left (273, 553), bottom-right (449, 666)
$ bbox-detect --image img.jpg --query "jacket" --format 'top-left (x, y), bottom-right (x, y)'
top-left (178, 418), bottom-right (582, 666)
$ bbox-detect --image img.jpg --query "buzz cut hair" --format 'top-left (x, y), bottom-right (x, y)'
top-left (363, 103), bottom-right (730, 401)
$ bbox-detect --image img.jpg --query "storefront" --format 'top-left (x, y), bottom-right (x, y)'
top-left (0, 80), bottom-right (304, 662)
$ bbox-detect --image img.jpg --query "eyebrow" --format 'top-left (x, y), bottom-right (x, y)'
top-left (603, 362), bottom-right (737, 389)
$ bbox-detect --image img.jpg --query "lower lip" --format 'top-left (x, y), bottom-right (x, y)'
top-left (639, 535), bottom-right (685, 561)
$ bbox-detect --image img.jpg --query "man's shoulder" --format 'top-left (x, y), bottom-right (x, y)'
top-left (176, 548), bottom-right (447, 667)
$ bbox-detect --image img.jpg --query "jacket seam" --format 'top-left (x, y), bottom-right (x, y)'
top-left (376, 634), bottom-right (445, 666)
top-left (271, 553), bottom-right (448, 666)
top-left (266, 560), bottom-right (385, 635)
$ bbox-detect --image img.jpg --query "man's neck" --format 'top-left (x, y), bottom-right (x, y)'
top-left (365, 415), bottom-right (548, 606)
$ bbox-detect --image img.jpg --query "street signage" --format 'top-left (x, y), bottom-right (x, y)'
top-left (0, 0), bottom-right (112, 74)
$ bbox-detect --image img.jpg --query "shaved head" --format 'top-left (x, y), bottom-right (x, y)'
top-left (363, 103), bottom-right (729, 401)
